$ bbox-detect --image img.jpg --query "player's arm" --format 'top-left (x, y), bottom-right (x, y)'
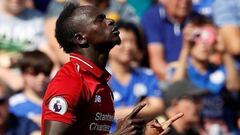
top-left (44, 120), bottom-right (70, 135)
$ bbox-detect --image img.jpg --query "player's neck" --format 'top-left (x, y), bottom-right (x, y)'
top-left (74, 49), bottom-right (109, 70)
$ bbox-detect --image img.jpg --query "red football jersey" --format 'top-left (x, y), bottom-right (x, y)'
top-left (42, 53), bottom-right (114, 135)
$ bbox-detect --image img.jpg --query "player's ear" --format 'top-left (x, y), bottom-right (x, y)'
top-left (74, 32), bottom-right (88, 48)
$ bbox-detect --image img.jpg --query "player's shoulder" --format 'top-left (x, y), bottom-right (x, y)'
top-left (54, 62), bottom-right (81, 80)
top-left (46, 62), bottom-right (83, 94)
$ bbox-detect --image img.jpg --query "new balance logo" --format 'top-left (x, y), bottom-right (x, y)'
top-left (95, 95), bottom-right (101, 103)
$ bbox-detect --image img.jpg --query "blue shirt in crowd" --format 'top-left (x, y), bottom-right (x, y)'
top-left (187, 60), bottom-right (239, 132)
top-left (9, 93), bottom-right (41, 120)
top-left (141, 5), bottom-right (186, 63)
top-left (187, 61), bottom-right (226, 94)
top-left (6, 113), bottom-right (39, 135)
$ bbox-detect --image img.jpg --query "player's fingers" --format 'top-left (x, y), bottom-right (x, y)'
top-left (130, 119), bottom-right (145, 125)
top-left (160, 127), bottom-right (170, 135)
top-left (126, 102), bottom-right (146, 119)
top-left (162, 113), bottom-right (184, 129)
top-left (152, 119), bottom-right (162, 128)
top-left (152, 119), bottom-right (164, 133)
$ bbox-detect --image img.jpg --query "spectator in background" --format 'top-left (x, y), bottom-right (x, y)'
top-left (0, 0), bottom-right (57, 91)
top-left (213, 0), bottom-right (240, 56)
top-left (9, 50), bottom-right (53, 127)
top-left (213, 1), bottom-right (240, 128)
top-left (107, 21), bottom-right (164, 132)
top-left (213, 0), bottom-right (240, 92)
top-left (0, 79), bottom-right (40, 135)
top-left (173, 15), bottom-right (240, 134)
top-left (162, 80), bottom-right (207, 135)
top-left (141, 0), bottom-right (192, 81)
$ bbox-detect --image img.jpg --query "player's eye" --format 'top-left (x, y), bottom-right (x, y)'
top-left (95, 14), bottom-right (106, 22)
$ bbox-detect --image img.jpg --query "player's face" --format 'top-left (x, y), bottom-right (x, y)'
top-left (4, 0), bottom-right (26, 15)
top-left (85, 8), bottom-right (121, 51)
top-left (109, 28), bottom-right (140, 65)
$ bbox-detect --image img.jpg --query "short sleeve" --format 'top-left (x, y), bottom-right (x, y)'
top-left (43, 75), bottom-right (85, 124)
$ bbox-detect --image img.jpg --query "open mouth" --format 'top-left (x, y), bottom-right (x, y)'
top-left (112, 27), bottom-right (120, 35)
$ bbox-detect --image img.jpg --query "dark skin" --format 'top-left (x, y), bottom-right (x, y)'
top-left (44, 5), bottom-right (183, 135)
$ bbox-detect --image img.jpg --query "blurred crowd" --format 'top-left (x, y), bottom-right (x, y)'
top-left (0, 0), bottom-right (240, 134)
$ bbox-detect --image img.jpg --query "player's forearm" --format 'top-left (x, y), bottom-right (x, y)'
top-left (44, 121), bottom-right (70, 135)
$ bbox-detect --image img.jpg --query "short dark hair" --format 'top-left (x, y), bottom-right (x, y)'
top-left (55, 2), bottom-right (79, 53)
top-left (55, 3), bottom-right (95, 53)
top-left (18, 50), bottom-right (54, 76)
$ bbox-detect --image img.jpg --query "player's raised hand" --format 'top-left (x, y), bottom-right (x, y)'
top-left (145, 113), bottom-right (184, 135)
top-left (112, 103), bottom-right (146, 135)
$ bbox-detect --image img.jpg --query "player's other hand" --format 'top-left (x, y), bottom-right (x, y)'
top-left (145, 113), bottom-right (184, 135)
top-left (112, 103), bottom-right (146, 135)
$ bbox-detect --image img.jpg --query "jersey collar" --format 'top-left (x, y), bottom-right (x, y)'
top-left (70, 53), bottom-right (111, 81)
